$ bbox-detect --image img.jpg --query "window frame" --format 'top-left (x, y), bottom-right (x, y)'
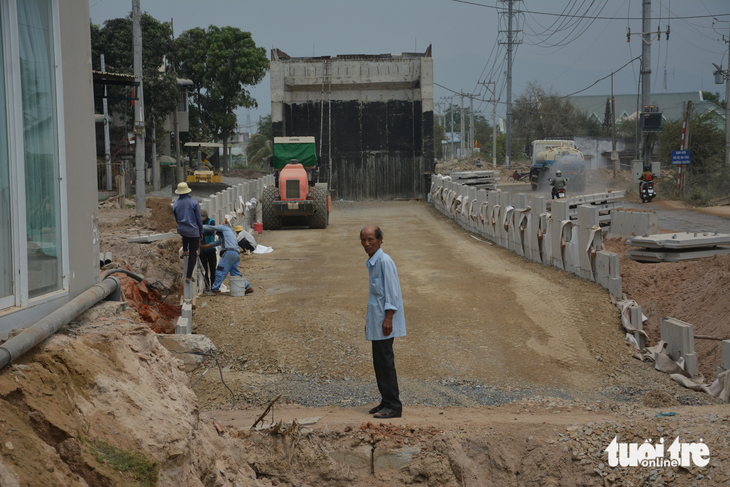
top-left (0, 0), bottom-right (69, 310)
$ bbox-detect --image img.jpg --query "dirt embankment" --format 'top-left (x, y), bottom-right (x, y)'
top-left (2, 304), bottom-right (729, 486)
top-left (604, 238), bottom-right (730, 380)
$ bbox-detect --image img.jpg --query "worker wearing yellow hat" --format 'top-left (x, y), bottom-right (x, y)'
top-left (235, 224), bottom-right (257, 254)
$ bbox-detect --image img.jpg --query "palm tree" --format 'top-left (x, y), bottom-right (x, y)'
top-left (246, 134), bottom-right (273, 167)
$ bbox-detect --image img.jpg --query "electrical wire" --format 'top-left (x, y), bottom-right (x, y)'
top-left (452, 0), bottom-right (730, 20)
top-left (558, 56), bottom-right (642, 98)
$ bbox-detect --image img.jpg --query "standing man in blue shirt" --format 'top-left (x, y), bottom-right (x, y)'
top-left (361, 225), bottom-right (405, 419)
top-left (172, 182), bottom-right (203, 282)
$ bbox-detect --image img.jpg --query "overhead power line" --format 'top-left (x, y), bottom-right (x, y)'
top-left (452, 0), bottom-right (730, 20)
top-left (559, 56), bottom-right (642, 98)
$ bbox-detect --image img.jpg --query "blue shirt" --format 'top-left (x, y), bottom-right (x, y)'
top-left (203, 225), bottom-right (239, 253)
top-left (366, 248), bottom-right (406, 341)
top-left (172, 195), bottom-right (203, 238)
top-left (201, 218), bottom-right (216, 253)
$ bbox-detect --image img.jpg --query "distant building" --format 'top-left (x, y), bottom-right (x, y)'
top-left (270, 47), bottom-right (434, 200)
top-left (569, 91), bottom-right (725, 126)
top-left (1, 0), bottom-right (99, 333)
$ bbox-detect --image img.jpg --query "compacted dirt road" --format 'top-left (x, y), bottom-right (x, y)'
top-left (193, 201), bottom-right (707, 411)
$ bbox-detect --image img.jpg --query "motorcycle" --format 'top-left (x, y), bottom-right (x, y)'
top-left (507, 169), bottom-right (530, 182)
top-left (640, 180), bottom-right (656, 203)
top-left (548, 178), bottom-right (569, 199)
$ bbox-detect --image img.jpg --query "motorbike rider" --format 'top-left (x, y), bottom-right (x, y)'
top-left (639, 166), bottom-right (653, 193)
top-left (550, 170), bottom-right (566, 199)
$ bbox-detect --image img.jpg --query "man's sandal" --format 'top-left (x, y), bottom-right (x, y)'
top-left (373, 407), bottom-right (401, 419)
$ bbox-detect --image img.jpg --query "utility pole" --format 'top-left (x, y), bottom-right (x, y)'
top-left (480, 80), bottom-right (497, 165)
top-left (449, 95), bottom-right (456, 158)
top-left (171, 18), bottom-right (182, 184)
top-left (726, 22), bottom-right (730, 166)
top-left (469, 96), bottom-right (474, 158)
top-left (499, 0), bottom-right (521, 167)
top-left (101, 54), bottom-right (112, 191)
top-left (132, 0), bottom-right (146, 214)
top-left (640, 0), bottom-right (652, 168)
top-left (611, 73), bottom-right (617, 177)
top-left (460, 93), bottom-right (465, 159)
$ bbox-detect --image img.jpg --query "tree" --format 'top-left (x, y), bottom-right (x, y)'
top-left (512, 82), bottom-right (597, 148)
top-left (245, 115), bottom-right (273, 167)
top-left (90, 15), bottom-right (178, 143)
top-left (177, 26), bottom-right (269, 171)
top-left (603, 97), bottom-right (612, 130)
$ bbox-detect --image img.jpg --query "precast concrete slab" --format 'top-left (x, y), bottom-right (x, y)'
top-left (722, 340), bottom-right (730, 371)
top-left (626, 246), bottom-right (730, 263)
top-left (627, 231), bottom-right (730, 249)
top-left (628, 305), bottom-right (646, 350)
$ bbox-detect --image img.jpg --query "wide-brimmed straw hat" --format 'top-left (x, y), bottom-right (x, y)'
top-left (175, 182), bottom-right (192, 195)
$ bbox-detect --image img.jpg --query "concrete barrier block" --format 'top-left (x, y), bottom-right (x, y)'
top-left (182, 302), bottom-right (192, 320)
top-left (175, 317), bottom-right (190, 335)
top-left (608, 277), bottom-right (622, 300)
top-left (683, 352), bottom-right (699, 377)
top-left (594, 251), bottom-right (612, 288)
top-left (514, 193), bottom-right (528, 209)
top-left (628, 305), bottom-right (646, 350)
top-left (660, 317), bottom-right (695, 363)
top-left (723, 340), bottom-right (730, 371)
top-left (551, 200), bottom-right (569, 222)
top-left (609, 209), bottom-right (659, 237)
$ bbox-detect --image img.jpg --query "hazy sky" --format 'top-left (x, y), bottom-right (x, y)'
top-left (90, 0), bottom-right (730, 130)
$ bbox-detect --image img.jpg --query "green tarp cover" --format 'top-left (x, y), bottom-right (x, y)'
top-left (273, 143), bottom-right (318, 169)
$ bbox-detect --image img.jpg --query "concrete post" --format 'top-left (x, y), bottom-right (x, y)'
top-left (628, 305), bottom-right (646, 350)
top-left (498, 192), bottom-right (511, 248)
top-left (468, 187), bottom-right (477, 231)
top-left (577, 205), bottom-right (600, 280)
top-left (477, 189), bottom-right (487, 235)
top-left (529, 196), bottom-right (546, 263)
top-left (487, 190), bottom-right (499, 241)
top-left (660, 317), bottom-right (698, 376)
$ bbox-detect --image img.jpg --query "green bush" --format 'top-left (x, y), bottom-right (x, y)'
top-left (87, 438), bottom-right (159, 486)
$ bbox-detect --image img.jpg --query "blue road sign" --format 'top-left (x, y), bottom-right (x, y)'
top-left (671, 150), bottom-right (691, 165)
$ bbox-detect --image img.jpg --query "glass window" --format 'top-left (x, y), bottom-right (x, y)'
top-left (0, 21), bottom-right (13, 303)
top-left (18, 0), bottom-right (63, 298)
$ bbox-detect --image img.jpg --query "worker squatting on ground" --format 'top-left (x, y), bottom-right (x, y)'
top-left (202, 216), bottom-right (253, 296)
top-left (235, 225), bottom-right (257, 254)
top-left (550, 170), bottom-right (566, 200)
top-left (172, 182), bottom-right (203, 282)
top-left (199, 210), bottom-right (217, 289)
top-left (361, 225), bottom-right (405, 419)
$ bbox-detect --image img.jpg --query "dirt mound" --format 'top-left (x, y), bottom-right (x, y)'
top-left (603, 237), bottom-right (730, 380)
top-left (118, 275), bottom-right (180, 333)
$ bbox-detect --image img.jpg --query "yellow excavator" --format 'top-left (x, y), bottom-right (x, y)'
top-left (184, 142), bottom-right (230, 193)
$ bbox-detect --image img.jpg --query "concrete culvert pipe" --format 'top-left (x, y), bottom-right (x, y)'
top-left (0, 272), bottom-right (141, 369)
top-left (104, 251), bottom-right (113, 265)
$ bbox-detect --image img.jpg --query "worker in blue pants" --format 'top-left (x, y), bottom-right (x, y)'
top-left (201, 216), bottom-right (253, 296)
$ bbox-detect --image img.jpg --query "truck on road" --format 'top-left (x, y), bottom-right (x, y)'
top-left (262, 136), bottom-right (330, 230)
top-left (527, 140), bottom-right (587, 194)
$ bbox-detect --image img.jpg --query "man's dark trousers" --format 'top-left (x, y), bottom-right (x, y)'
top-left (372, 338), bottom-right (402, 412)
top-left (182, 237), bottom-right (199, 279)
top-left (200, 251), bottom-right (217, 289)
